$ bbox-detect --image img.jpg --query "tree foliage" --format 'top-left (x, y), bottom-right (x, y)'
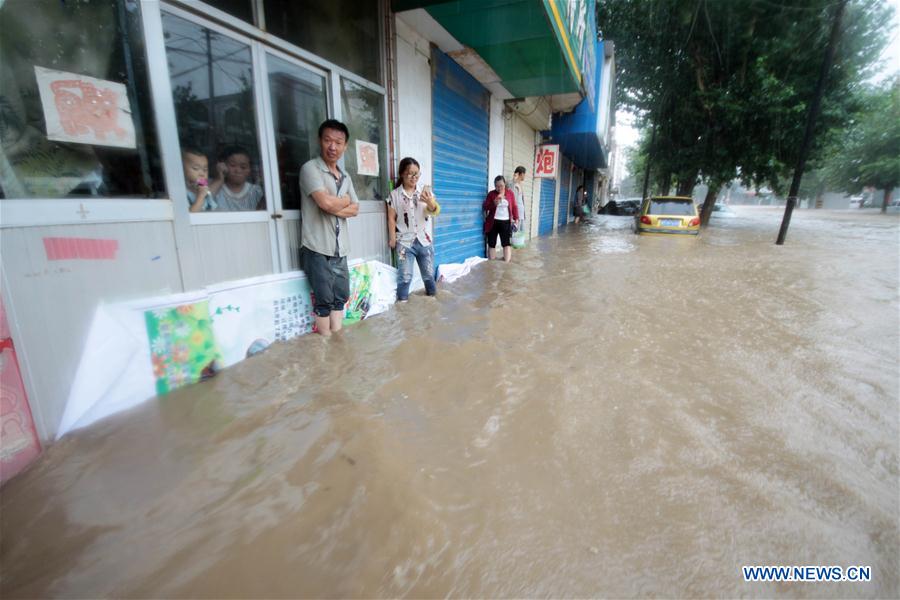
top-left (821, 80), bottom-right (900, 206)
top-left (599, 0), bottom-right (893, 209)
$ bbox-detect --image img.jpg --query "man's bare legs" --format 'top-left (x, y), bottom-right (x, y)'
top-left (329, 310), bottom-right (343, 333)
top-left (315, 315), bottom-right (332, 336)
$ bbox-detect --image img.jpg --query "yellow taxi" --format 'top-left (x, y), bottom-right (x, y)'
top-left (635, 195), bottom-right (701, 235)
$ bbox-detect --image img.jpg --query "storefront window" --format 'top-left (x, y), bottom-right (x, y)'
top-left (0, 0), bottom-right (164, 199)
top-left (266, 56), bottom-right (327, 211)
top-left (263, 0), bottom-right (382, 85)
top-left (340, 79), bottom-right (388, 202)
top-left (163, 13), bottom-right (265, 212)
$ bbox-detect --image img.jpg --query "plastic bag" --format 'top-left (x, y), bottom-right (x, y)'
top-left (511, 231), bottom-right (526, 249)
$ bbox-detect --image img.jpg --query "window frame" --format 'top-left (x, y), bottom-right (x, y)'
top-left (160, 3), bottom-right (274, 226)
top-left (258, 44), bottom-right (333, 220)
top-left (0, 0), bottom-right (172, 229)
top-left (1, 0), bottom-right (388, 229)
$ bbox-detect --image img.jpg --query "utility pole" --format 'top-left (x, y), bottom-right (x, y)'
top-left (776, 0), bottom-right (848, 245)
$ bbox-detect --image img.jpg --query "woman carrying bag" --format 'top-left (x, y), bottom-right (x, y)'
top-left (482, 175), bottom-right (520, 263)
top-left (574, 185), bottom-right (588, 224)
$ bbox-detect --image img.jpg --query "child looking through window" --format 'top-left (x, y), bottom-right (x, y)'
top-left (182, 148), bottom-right (217, 212)
top-left (213, 146), bottom-right (264, 211)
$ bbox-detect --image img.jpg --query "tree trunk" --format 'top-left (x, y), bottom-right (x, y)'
top-left (658, 172), bottom-right (672, 196)
top-left (676, 181), bottom-right (695, 196)
top-left (641, 121), bottom-right (658, 200)
top-left (699, 184), bottom-right (720, 226)
top-left (676, 170), bottom-right (698, 196)
top-left (776, 0), bottom-right (847, 245)
top-left (882, 188), bottom-right (893, 213)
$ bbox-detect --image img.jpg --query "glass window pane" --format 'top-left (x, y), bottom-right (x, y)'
top-left (0, 0), bottom-right (164, 199)
top-left (163, 13), bottom-right (265, 212)
top-left (340, 78), bottom-right (387, 202)
top-left (263, 0), bottom-right (381, 84)
top-left (204, 0), bottom-right (255, 24)
top-left (649, 200), bottom-right (694, 215)
top-left (267, 56), bottom-right (327, 211)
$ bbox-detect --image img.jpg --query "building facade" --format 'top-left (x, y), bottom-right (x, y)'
top-left (0, 0), bottom-right (615, 481)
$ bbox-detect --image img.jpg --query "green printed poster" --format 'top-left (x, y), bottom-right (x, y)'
top-left (344, 262), bottom-right (373, 324)
top-left (145, 301), bottom-right (219, 395)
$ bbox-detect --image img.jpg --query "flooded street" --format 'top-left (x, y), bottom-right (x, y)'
top-left (2, 207), bottom-right (898, 598)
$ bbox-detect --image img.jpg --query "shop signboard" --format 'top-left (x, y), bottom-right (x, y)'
top-left (535, 144), bottom-right (560, 179)
top-left (543, 0), bottom-right (597, 108)
top-left (0, 298), bottom-right (42, 485)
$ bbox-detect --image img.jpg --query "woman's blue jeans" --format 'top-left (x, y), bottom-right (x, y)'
top-left (397, 239), bottom-right (436, 300)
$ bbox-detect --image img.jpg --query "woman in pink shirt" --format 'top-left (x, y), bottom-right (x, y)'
top-left (482, 175), bottom-right (520, 263)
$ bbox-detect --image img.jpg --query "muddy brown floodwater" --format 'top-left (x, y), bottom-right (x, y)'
top-left (1, 207), bottom-right (898, 598)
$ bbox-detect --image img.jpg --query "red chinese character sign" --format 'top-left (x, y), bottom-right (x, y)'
top-left (1, 297), bottom-right (42, 484)
top-left (355, 141), bottom-right (379, 176)
top-left (534, 144), bottom-right (560, 178)
top-left (34, 66), bottom-right (136, 149)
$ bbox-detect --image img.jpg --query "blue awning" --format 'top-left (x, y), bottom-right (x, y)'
top-left (550, 40), bottom-right (609, 170)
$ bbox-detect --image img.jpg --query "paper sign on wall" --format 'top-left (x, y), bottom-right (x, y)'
top-left (355, 140), bottom-right (379, 176)
top-left (0, 298), bottom-right (42, 484)
top-left (34, 66), bottom-right (136, 149)
top-left (207, 272), bottom-right (315, 369)
top-left (535, 144), bottom-right (560, 178)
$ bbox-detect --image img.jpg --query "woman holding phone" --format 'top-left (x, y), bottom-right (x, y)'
top-left (387, 157), bottom-right (441, 301)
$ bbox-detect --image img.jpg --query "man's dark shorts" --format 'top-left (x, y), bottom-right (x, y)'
top-left (300, 246), bottom-right (349, 317)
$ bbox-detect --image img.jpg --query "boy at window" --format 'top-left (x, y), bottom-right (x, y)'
top-left (213, 146), bottom-right (265, 211)
top-left (182, 148), bottom-right (217, 212)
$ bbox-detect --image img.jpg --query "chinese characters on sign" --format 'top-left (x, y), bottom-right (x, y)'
top-left (34, 66), bottom-right (136, 149)
top-left (272, 294), bottom-right (315, 341)
top-left (534, 144), bottom-right (560, 178)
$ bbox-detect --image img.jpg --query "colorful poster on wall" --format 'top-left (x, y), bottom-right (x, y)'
top-left (344, 262), bottom-right (374, 324)
top-left (34, 66), bottom-right (137, 149)
top-left (144, 301), bottom-right (219, 395)
top-left (207, 272), bottom-right (315, 369)
top-left (535, 144), bottom-right (560, 178)
top-left (355, 140), bottom-right (379, 176)
top-left (0, 299), bottom-right (42, 484)
top-left (57, 262), bottom-right (400, 439)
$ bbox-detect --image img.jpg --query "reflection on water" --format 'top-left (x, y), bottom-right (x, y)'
top-left (2, 207), bottom-right (898, 598)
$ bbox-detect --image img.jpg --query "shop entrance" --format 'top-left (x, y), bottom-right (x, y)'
top-left (161, 5), bottom-right (333, 281)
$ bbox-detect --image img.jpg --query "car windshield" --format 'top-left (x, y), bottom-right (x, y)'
top-left (649, 200), bottom-right (694, 215)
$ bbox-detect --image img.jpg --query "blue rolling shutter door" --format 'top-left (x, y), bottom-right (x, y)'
top-left (538, 179), bottom-right (555, 235)
top-left (432, 49), bottom-right (490, 266)
top-left (558, 156), bottom-right (571, 227)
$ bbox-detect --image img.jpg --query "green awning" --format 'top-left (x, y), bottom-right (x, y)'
top-left (392, 0), bottom-right (589, 98)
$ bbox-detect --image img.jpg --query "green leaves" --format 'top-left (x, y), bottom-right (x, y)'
top-left (821, 81), bottom-right (900, 194)
top-left (599, 0), bottom-right (894, 194)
